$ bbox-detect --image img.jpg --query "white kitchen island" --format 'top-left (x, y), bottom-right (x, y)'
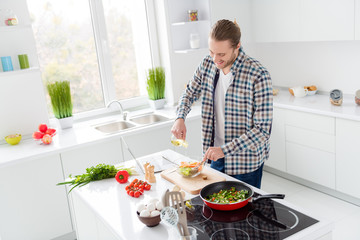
top-left (69, 150), bottom-right (333, 240)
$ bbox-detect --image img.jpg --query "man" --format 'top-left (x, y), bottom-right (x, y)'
top-left (171, 19), bottom-right (273, 188)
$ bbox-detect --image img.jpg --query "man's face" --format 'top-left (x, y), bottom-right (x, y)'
top-left (208, 38), bottom-right (240, 71)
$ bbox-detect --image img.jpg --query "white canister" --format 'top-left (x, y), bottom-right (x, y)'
top-left (189, 33), bottom-right (200, 49)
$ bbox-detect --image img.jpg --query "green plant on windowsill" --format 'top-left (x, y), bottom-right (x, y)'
top-left (146, 67), bottom-right (166, 109)
top-left (47, 80), bottom-right (74, 129)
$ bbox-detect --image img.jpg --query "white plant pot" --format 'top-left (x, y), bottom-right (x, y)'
top-left (148, 99), bottom-right (166, 110)
top-left (57, 116), bottom-right (74, 129)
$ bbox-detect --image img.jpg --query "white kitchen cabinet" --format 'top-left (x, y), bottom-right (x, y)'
top-left (285, 110), bottom-right (336, 189)
top-left (336, 118), bottom-right (360, 198)
top-left (299, 0), bottom-right (354, 41)
top-left (71, 193), bottom-right (118, 240)
top-left (0, 154), bottom-right (72, 240)
top-left (122, 126), bottom-right (172, 161)
top-left (253, 0), bottom-right (355, 42)
top-left (61, 139), bottom-right (123, 177)
top-left (253, 0), bottom-right (300, 42)
top-left (285, 109), bottom-right (335, 135)
top-left (285, 125), bottom-right (335, 153)
top-left (266, 107), bottom-right (287, 172)
top-left (286, 142), bottom-right (336, 189)
top-left (266, 107), bottom-right (336, 189)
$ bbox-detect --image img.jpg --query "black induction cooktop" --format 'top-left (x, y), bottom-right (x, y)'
top-left (186, 193), bottom-right (318, 240)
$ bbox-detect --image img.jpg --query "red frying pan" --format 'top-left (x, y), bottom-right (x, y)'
top-left (199, 181), bottom-right (285, 211)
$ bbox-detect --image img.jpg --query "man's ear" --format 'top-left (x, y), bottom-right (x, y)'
top-left (237, 42), bottom-right (241, 50)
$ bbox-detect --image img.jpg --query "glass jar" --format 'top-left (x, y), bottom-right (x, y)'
top-left (188, 10), bottom-right (198, 22)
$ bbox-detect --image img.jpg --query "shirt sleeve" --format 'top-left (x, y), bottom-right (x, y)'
top-left (221, 70), bottom-right (273, 155)
top-left (176, 60), bottom-right (204, 120)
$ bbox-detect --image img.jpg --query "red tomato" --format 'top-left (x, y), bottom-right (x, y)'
top-left (134, 191), bottom-right (141, 198)
top-left (41, 134), bottom-right (52, 144)
top-left (129, 191), bottom-right (134, 197)
top-left (144, 184), bottom-right (151, 191)
top-left (38, 123), bottom-right (48, 133)
top-left (45, 128), bottom-right (56, 136)
top-left (32, 131), bottom-right (44, 140)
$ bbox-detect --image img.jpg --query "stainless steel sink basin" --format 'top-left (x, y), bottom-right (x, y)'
top-left (129, 113), bottom-right (170, 125)
top-left (94, 121), bottom-right (136, 134)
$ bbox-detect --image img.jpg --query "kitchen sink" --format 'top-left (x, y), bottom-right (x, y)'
top-left (129, 113), bottom-right (170, 125)
top-left (94, 121), bottom-right (136, 134)
top-left (93, 113), bottom-right (172, 134)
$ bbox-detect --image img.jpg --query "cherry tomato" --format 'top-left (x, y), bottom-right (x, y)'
top-left (134, 191), bottom-right (141, 198)
top-left (144, 184), bottom-right (151, 191)
top-left (129, 191), bottom-right (134, 197)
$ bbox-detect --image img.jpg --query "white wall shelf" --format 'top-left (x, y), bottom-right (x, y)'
top-left (0, 24), bottom-right (32, 32)
top-left (155, 0), bottom-right (211, 105)
top-left (171, 20), bottom-right (210, 26)
top-left (174, 47), bottom-right (208, 54)
top-left (0, 67), bottom-right (39, 76)
top-left (0, 0), bottom-right (48, 141)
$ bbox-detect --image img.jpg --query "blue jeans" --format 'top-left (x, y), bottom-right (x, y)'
top-left (210, 158), bottom-right (264, 189)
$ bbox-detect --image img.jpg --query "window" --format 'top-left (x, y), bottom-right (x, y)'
top-left (27, 0), bottom-right (154, 118)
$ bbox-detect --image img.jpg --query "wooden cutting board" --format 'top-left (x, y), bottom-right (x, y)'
top-left (160, 167), bottom-right (226, 194)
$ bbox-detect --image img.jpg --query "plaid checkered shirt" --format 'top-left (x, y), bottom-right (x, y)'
top-left (177, 47), bottom-right (273, 175)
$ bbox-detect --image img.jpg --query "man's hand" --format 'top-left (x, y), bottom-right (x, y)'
top-left (171, 118), bottom-right (186, 140)
top-left (203, 147), bottom-right (225, 161)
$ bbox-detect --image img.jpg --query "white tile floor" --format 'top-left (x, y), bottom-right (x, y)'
top-left (262, 171), bottom-right (360, 240)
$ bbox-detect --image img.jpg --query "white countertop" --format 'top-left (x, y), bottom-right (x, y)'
top-left (0, 105), bottom-right (200, 168)
top-left (1, 90), bottom-right (359, 169)
top-left (71, 150), bottom-right (333, 240)
top-left (273, 88), bottom-right (360, 121)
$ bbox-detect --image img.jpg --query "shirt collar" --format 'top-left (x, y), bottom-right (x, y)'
top-left (230, 46), bottom-right (246, 73)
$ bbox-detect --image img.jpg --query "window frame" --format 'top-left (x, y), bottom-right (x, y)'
top-left (61, 0), bottom-right (161, 120)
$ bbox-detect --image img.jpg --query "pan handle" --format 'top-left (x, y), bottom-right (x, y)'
top-left (252, 194), bottom-right (285, 202)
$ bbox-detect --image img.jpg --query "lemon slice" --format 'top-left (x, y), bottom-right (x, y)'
top-left (171, 139), bottom-right (188, 148)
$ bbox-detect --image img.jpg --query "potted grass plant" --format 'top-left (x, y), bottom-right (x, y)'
top-left (146, 67), bottom-right (166, 109)
top-left (47, 80), bottom-right (74, 129)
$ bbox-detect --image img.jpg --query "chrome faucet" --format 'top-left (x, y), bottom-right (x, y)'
top-left (106, 100), bottom-right (127, 120)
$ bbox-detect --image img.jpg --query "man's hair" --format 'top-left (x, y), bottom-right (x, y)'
top-left (209, 19), bottom-right (241, 48)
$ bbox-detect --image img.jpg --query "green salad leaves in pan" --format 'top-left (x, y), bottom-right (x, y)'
top-left (206, 187), bottom-right (249, 204)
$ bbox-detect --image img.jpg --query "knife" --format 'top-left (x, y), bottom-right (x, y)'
top-left (161, 155), bottom-right (180, 166)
